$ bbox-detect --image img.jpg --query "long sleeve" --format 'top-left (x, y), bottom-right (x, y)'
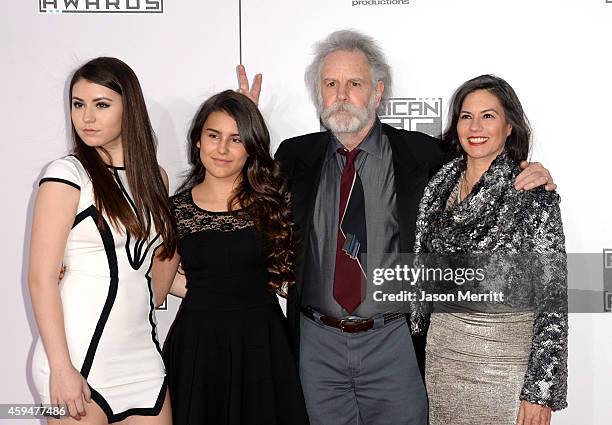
top-left (519, 191), bottom-right (568, 411)
top-left (409, 181), bottom-right (434, 336)
top-left (274, 139), bottom-right (295, 179)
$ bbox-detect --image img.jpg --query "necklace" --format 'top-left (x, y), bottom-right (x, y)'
top-left (457, 171), bottom-right (472, 202)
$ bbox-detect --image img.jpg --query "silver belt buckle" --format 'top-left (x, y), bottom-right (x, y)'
top-left (339, 316), bottom-right (363, 332)
top-left (339, 318), bottom-right (349, 331)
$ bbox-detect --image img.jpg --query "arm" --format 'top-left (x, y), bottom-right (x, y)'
top-left (170, 267), bottom-right (187, 298)
top-left (273, 139), bottom-right (295, 177)
top-left (151, 165), bottom-right (184, 305)
top-left (28, 182), bottom-right (90, 419)
top-left (151, 251), bottom-right (181, 306)
top-left (409, 182), bottom-right (434, 336)
top-left (518, 192), bottom-right (568, 423)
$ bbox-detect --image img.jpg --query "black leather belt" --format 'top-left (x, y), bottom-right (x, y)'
top-left (301, 306), bottom-right (405, 333)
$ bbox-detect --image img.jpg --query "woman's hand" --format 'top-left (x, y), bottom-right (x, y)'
top-left (50, 365), bottom-right (91, 420)
top-left (516, 400), bottom-right (552, 425)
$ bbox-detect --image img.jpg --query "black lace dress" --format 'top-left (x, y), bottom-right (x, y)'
top-left (163, 190), bottom-right (309, 425)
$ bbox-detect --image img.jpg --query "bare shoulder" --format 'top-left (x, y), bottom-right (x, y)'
top-left (159, 165), bottom-right (169, 192)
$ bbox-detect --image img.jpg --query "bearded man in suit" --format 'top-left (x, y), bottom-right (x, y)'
top-left (240, 29), bottom-right (555, 425)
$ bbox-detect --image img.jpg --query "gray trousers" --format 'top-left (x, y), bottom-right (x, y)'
top-left (299, 313), bottom-right (428, 425)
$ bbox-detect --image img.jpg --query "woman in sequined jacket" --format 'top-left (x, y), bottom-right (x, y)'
top-left (412, 75), bottom-right (568, 425)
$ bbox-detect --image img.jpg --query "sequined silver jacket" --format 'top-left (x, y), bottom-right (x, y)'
top-left (411, 152), bottom-right (568, 411)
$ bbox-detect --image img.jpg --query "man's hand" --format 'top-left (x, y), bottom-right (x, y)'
top-left (237, 64), bottom-right (262, 106)
top-left (515, 161), bottom-right (556, 191)
top-left (516, 400), bottom-right (552, 425)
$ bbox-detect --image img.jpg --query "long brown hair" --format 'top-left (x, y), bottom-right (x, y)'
top-left (178, 90), bottom-right (295, 296)
top-left (69, 57), bottom-right (177, 258)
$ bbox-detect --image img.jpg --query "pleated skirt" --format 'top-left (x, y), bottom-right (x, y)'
top-left (163, 302), bottom-right (309, 425)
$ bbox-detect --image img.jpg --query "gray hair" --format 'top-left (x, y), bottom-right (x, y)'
top-left (304, 29), bottom-right (392, 113)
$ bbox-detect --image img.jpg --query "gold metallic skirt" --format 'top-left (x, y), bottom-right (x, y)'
top-left (426, 309), bottom-right (534, 425)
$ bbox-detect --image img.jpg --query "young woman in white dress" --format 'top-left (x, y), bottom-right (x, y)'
top-left (29, 57), bottom-right (177, 424)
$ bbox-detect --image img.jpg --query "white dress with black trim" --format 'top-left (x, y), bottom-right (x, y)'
top-left (31, 155), bottom-right (166, 423)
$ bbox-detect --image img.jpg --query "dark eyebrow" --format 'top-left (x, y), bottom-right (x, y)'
top-left (71, 96), bottom-right (113, 102)
top-left (204, 128), bottom-right (240, 137)
top-left (459, 108), bottom-right (500, 115)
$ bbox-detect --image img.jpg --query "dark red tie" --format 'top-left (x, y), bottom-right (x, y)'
top-left (333, 148), bottom-right (366, 313)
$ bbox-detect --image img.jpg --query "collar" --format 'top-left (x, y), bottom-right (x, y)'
top-left (424, 150), bottom-right (517, 228)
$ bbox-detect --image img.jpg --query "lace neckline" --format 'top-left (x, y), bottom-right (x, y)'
top-left (188, 189), bottom-right (248, 215)
top-left (171, 190), bottom-right (254, 239)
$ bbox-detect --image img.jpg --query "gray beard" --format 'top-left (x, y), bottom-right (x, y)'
top-left (320, 96), bottom-right (377, 135)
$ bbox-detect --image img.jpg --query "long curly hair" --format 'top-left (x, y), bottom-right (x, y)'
top-left (178, 90), bottom-right (295, 296)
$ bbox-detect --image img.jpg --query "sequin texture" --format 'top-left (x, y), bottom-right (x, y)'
top-left (412, 152), bottom-right (568, 414)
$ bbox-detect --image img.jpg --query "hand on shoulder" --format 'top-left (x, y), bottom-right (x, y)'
top-left (516, 161), bottom-right (557, 192)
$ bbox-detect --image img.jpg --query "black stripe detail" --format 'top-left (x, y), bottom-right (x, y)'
top-left (112, 169), bottom-right (137, 211)
top-left (106, 164), bottom-right (126, 170)
top-left (89, 378), bottom-right (167, 423)
top-left (79, 209), bottom-right (118, 379)
top-left (73, 205), bottom-right (96, 229)
top-left (112, 168), bottom-right (159, 270)
top-left (146, 244), bottom-right (164, 355)
top-left (71, 203), bottom-right (166, 422)
top-left (39, 177), bottom-right (80, 190)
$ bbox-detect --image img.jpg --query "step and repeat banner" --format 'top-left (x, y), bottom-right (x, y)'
top-left (1, 1), bottom-right (611, 424)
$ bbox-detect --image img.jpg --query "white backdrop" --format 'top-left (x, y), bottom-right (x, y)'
top-left (1, 0), bottom-right (611, 424)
